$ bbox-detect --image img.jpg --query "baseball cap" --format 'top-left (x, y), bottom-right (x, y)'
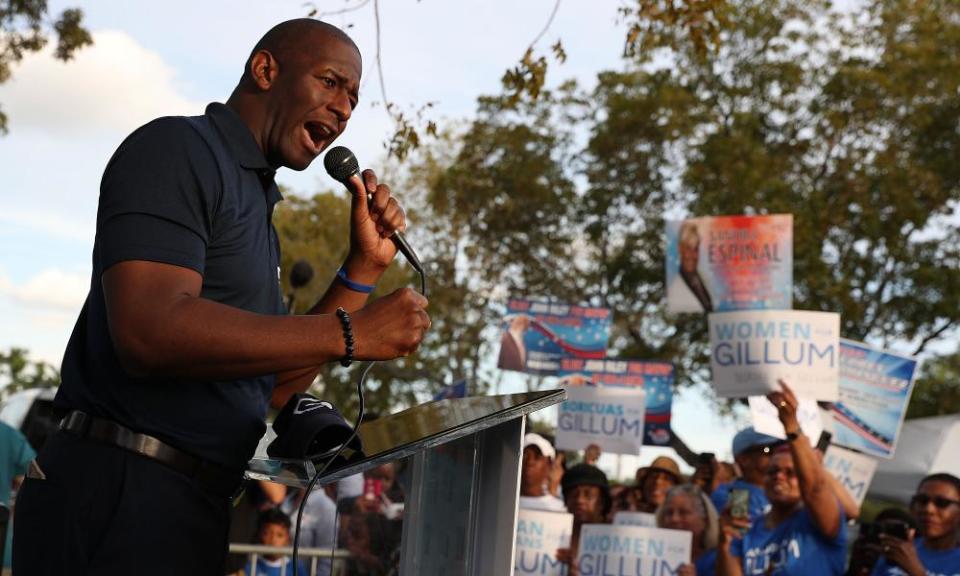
top-left (732, 426), bottom-right (781, 457)
top-left (267, 393), bottom-right (364, 460)
top-left (523, 433), bottom-right (556, 460)
top-left (645, 455), bottom-right (682, 482)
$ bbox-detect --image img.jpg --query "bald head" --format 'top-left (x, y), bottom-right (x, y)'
top-left (241, 19), bottom-right (360, 85)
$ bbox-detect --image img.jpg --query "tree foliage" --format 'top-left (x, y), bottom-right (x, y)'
top-left (906, 351), bottom-right (960, 419)
top-left (0, 347), bottom-right (60, 400)
top-left (281, 0), bottom-right (960, 415)
top-left (0, 1), bottom-right (92, 134)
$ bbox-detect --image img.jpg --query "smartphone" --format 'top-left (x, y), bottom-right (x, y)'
top-left (880, 520), bottom-right (910, 540)
top-left (729, 488), bottom-right (750, 521)
top-left (363, 478), bottom-right (383, 501)
top-left (816, 431), bottom-right (833, 453)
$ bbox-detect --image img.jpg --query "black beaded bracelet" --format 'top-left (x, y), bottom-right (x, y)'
top-left (335, 307), bottom-right (354, 367)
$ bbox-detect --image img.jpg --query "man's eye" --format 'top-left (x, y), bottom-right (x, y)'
top-left (320, 76), bottom-right (336, 88)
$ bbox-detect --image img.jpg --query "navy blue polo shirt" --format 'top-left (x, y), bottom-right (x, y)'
top-left (56, 102), bottom-right (286, 470)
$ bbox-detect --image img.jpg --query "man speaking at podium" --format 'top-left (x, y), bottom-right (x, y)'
top-left (13, 19), bottom-right (430, 575)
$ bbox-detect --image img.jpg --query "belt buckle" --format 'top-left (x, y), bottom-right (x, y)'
top-left (60, 411), bottom-right (92, 437)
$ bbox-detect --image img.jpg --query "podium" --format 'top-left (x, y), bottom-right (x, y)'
top-left (246, 389), bottom-right (566, 575)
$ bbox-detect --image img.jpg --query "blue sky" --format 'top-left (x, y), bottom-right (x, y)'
top-left (0, 0), bottom-right (815, 476)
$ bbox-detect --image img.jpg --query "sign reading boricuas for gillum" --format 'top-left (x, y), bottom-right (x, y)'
top-left (831, 340), bottom-right (919, 459)
top-left (558, 359), bottom-right (674, 446)
top-left (576, 525), bottom-right (692, 576)
top-left (514, 510), bottom-right (573, 576)
top-left (709, 310), bottom-right (840, 400)
top-left (556, 386), bottom-right (646, 455)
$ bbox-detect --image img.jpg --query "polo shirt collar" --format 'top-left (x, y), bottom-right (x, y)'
top-left (205, 102), bottom-right (273, 173)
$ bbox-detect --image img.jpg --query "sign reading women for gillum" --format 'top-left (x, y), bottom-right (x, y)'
top-left (556, 385), bottom-right (646, 455)
top-left (557, 359), bottom-right (674, 446)
top-left (497, 299), bottom-right (612, 375)
top-left (514, 510), bottom-right (573, 576)
top-left (576, 525), bottom-right (692, 576)
top-left (665, 214), bottom-right (792, 313)
top-left (709, 310), bottom-right (841, 400)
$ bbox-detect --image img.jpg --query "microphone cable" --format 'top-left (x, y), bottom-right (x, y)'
top-left (291, 267), bottom-right (426, 576)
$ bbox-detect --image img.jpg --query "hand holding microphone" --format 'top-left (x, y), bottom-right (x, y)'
top-left (324, 146), bottom-right (423, 275)
top-left (324, 146), bottom-right (430, 361)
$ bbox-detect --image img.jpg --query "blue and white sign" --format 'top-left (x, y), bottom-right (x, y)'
top-left (709, 310), bottom-right (840, 400)
top-left (831, 340), bottom-right (919, 459)
top-left (613, 512), bottom-right (658, 528)
top-left (498, 298), bottom-right (612, 375)
top-left (576, 525), bottom-right (692, 576)
top-left (557, 359), bottom-right (674, 446)
top-left (515, 510), bottom-right (573, 576)
top-left (556, 386), bottom-right (646, 455)
top-left (823, 445), bottom-right (878, 506)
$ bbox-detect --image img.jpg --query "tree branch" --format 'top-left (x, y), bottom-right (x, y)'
top-left (913, 320), bottom-right (955, 356)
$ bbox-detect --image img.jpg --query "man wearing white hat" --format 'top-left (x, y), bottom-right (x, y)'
top-left (519, 433), bottom-right (566, 512)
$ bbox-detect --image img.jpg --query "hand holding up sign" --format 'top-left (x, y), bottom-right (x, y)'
top-left (767, 379), bottom-right (801, 435)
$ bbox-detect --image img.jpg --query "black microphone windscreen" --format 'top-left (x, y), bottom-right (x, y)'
top-left (289, 259), bottom-right (315, 289)
top-left (323, 146), bottom-right (360, 184)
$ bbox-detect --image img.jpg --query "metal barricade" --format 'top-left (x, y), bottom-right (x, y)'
top-left (228, 543), bottom-right (350, 576)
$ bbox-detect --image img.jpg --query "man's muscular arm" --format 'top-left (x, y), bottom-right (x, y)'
top-left (103, 261), bottom-right (428, 382)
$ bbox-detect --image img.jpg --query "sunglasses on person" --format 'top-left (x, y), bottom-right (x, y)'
top-left (910, 494), bottom-right (960, 509)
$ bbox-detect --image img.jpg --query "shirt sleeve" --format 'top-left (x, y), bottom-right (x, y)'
top-left (96, 116), bottom-right (222, 275)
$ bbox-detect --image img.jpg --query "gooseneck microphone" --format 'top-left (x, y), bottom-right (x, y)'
top-left (324, 146), bottom-right (424, 275)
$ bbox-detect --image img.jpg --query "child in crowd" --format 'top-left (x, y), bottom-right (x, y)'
top-left (244, 508), bottom-right (308, 576)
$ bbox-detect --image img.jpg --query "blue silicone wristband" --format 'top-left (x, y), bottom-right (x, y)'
top-left (336, 267), bottom-right (375, 294)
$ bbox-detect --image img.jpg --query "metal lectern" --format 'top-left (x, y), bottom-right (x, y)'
top-left (246, 389), bottom-right (566, 576)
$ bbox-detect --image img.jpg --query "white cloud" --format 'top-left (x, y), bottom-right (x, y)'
top-left (0, 268), bottom-right (88, 311)
top-left (0, 29), bottom-right (203, 135)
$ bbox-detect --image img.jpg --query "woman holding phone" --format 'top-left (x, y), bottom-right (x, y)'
top-left (870, 473), bottom-right (960, 575)
top-left (716, 380), bottom-right (847, 575)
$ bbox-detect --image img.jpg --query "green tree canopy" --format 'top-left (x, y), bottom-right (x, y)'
top-left (277, 0), bottom-right (960, 415)
top-left (0, 2), bottom-right (92, 133)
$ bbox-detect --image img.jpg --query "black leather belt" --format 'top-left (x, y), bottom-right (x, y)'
top-left (59, 411), bottom-right (244, 499)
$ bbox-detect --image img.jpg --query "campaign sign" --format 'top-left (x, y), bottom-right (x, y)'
top-left (515, 510), bottom-right (573, 576)
top-left (613, 512), bottom-right (658, 528)
top-left (823, 445), bottom-right (879, 506)
top-left (558, 359), bottom-right (674, 446)
top-left (709, 310), bottom-right (840, 400)
top-left (556, 386), bottom-right (646, 455)
top-left (749, 396), bottom-right (824, 441)
top-left (498, 299), bottom-right (612, 375)
top-left (831, 340), bottom-right (919, 459)
top-left (576, 525), bottom-right (691, 576)
top-left (665, 214), bottom-right (792, 313)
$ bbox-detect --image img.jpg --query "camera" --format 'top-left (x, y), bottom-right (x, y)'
top-left (861, 519), bottom-right (910, 542)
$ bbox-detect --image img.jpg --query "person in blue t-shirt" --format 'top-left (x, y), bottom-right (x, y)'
top-left (717, 380), bottom-right (846, 576)
top-left (870, 472), bottom-right (960, 576)
top-left (711, 427), bottom-right (780, 525)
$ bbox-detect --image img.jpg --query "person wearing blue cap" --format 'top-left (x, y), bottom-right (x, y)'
top-left (710, 426), bottom-right (781, 525)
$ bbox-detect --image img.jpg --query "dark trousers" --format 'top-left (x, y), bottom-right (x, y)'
top-left (13, 431), bottom-right (231, 575)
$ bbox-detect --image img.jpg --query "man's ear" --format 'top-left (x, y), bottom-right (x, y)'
top-left (249, 50), bottom-right (279, 90)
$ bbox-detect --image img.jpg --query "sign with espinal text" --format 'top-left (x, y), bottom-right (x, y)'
top-left (709, 310), bottom-right (840, 400)
top-left (665, 214), bottom-right (792, 313)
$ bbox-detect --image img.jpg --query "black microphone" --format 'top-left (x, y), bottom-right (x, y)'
top-left (324, 146), bottom-right (424, 274)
